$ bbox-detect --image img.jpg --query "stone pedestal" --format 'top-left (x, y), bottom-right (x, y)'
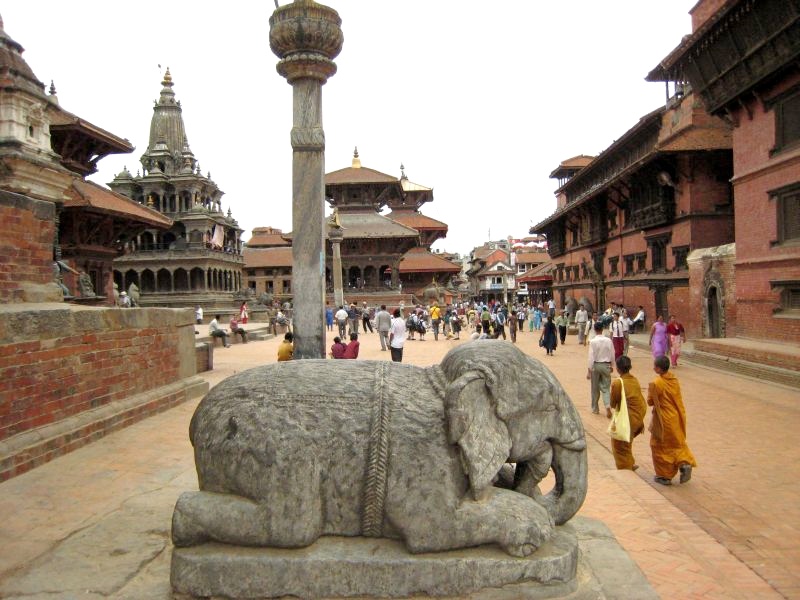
top-left (171, 529), bottom-right (578, 599)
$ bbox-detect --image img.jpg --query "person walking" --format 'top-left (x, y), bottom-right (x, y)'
top-left (194, 305), bottom-right (204, 325)
top-left (480, 305), bottom-right (491, 336)
top-left (347, 303), bottom-right (360, 336)
top-left (555, 310), bottom-right (569, 345)
top-left (610, 356), bottom-right (647, 470)
top-left (547, 297), bottom-right (556, 318)
top-left (361, 302), bottom-right (374, 333)
top-left (388, 308), bottom-right (407, 362)
top-left (647, 356), bottom-right (696, 485)
top-left (575, 304), bottom-right (588, 345)
top-left (430, 303), bottom-right (442, 340)
top-left (533, 306), bottom-right (542, 330)
top-left (517, 307), bottom-right (525, 334)
top-left (335, 305), bottom-right (348, 339)
top-left (239, 302), bottom-right (249, 324)
top-left (450, 312), bottom-right (462, 340)
top-left (208, 314), bottom-right (231, 348)
top-left (277, 332), bottom-right (294, 361)
top-left (666, 315), bottom-right (686, 367)
top-left (587, 322), bottom-right (614, 417)
top-left (508, 308), bottom-right (517, 343)
top-left (528, 307), bottom-right (536, 332)
top-left (610, 312), bottom-right (625, 360)
top-left (325, 302), bottom-right (334, 332)
top-left (374, 304), bottom-right (392, 351)
top-left (649, 314), bottom-right (669, 359)
top-left (493, 307), bottom-right (507, 340)
top-left (539, 316), bottom-right (558, 356)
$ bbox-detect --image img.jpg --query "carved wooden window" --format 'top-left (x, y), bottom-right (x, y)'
top-left (771, 86), bottom-right (800, 154)
top-left (770, 280), bottom-right (800, 316)
top-left (581, 263), bottom-right (588, 279)
top-left (770, 182), bottom-right (800, 244)
top-left (572, 265), bottom-right (580, 281)
top-left (624, 254), bottom-right (636, 275)
top-left (283, 280), bottom-right (291, 294)
top-left (608, 256), bottom-right (619, 276)
top-left (591, 250), bottom-right (605, 278)
top-left (645, 233), bottom-right (671, 273)
top-left (608, 210), bottom-right (617, 231)
top-left (672, 245), bottom-right (690, 271)
top-left (266, 281), bottom-right (274, 292)
top-left (636, 253), bottom-right (647, 273)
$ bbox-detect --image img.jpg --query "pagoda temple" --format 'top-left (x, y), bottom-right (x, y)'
top-left (387, 165), bottom-right (461, 296)
top-left (323, 150), bottom-right (421, 293)
top-left (109, 70), bottom-right (244, 309)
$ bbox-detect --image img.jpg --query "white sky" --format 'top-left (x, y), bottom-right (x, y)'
top-left (4, 1), bottom-right (696, 256)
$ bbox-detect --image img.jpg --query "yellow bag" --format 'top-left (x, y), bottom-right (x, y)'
top-left (608, 378), bottom-right (631, 442)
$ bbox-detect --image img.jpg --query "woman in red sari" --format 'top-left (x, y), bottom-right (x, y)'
top-left (666, 315), bottom-right (686, 367)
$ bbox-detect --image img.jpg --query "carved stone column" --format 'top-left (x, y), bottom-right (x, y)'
top-left (270, 0), bottom-right (343, 359)
top-left (329, 226), bottom-right (344, 307)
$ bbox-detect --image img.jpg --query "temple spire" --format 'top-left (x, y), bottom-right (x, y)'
top-left (351, 146), bottom-right (361, 168)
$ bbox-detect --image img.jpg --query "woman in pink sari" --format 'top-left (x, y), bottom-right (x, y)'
top-left (666, 315), bottom-right (686, 366)
top-left (649, 315), bottom-right (668, 359)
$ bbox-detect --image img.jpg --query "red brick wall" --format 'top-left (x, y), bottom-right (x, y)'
top-left (728, 74), bottom-right (800, 343)
top-left (0, 191), bottom-right (56, 302)
top-left (0, 307), bottom-right (196, 441)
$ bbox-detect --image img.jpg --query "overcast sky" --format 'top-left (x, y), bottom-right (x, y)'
top-left (5, 1), bottom-right (696, 256)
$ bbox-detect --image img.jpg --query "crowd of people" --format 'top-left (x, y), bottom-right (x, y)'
top-left (220, 295), bottom-right (696, 488)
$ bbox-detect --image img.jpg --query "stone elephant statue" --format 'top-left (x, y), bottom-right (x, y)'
top-left (171, 341), bottom-right (587, 557)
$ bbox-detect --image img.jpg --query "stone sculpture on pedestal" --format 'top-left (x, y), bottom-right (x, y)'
top-left (171, 342), bottom-right (588, 598)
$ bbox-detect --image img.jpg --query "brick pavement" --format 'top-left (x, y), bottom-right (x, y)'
top-left (0, 325), bottom-right (796, 599)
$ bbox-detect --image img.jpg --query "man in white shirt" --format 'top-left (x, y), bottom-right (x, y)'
top-left (575, 304), bottom-right (589, 345)
top-left (388, 308), bottom-right (407, 362)
top-left (587, 322), bottom-right (614, 417)
top-left (334, 305), bottom-right (349, 339)
top-left (208, 314), bottom-right (231, 348)
top-left (547, 298), bottom-right (556, 318)
top-left (610, 312), bottom-right (625, 360)
top-left (621, 311), bottom-right (632, 355)
top-left (632, 306), bottom-right (646, 333)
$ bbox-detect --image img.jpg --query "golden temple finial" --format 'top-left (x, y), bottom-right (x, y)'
top-left (352, 146), bottom-right (361, 169)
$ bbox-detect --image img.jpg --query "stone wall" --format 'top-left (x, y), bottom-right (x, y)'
top-left (0, 304), bottom-right (208, 481)
top-left (687, 244), bottom-right (737, 340)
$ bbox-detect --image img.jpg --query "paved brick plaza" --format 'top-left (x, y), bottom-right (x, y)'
top-left (0, 328), bottom-right (796, 599)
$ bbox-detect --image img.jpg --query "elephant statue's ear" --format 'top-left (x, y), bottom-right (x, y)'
top-left (445, 372), bottom-right (511, 499)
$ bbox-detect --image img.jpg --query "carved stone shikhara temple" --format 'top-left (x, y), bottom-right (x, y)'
top-left (109, 70), bottom-right (244, 309)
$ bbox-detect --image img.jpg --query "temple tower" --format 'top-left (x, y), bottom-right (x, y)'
top-left (109, 70), bottom-right (244, 310)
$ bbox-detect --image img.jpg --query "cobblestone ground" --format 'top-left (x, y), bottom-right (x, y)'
top-left (0, 325), bottom-right (797, 599)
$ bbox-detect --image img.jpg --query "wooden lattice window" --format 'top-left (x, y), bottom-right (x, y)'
top-left (771, 87), bottom-right (800, 154)
top-left (608, 256), bottom-right (619, 276)
top-left (772, 183), bottom-right (800, 244)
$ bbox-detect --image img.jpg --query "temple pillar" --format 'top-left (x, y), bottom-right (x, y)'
top-left (270, 1), bottom-right (342, 359)
top-left (330, 227), bottom-right (344, 307)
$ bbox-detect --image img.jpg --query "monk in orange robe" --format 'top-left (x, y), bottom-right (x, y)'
top-left (647, 355), bottom-right (697, 485)
top-left (610, 356), bottom-right (647, 470)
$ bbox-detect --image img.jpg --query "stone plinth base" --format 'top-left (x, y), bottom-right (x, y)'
top-left (171, 529), bottom-right (578, 599)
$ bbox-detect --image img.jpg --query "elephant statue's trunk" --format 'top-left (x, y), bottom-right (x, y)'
top-left (514, 439), bottom-right (587, 526)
